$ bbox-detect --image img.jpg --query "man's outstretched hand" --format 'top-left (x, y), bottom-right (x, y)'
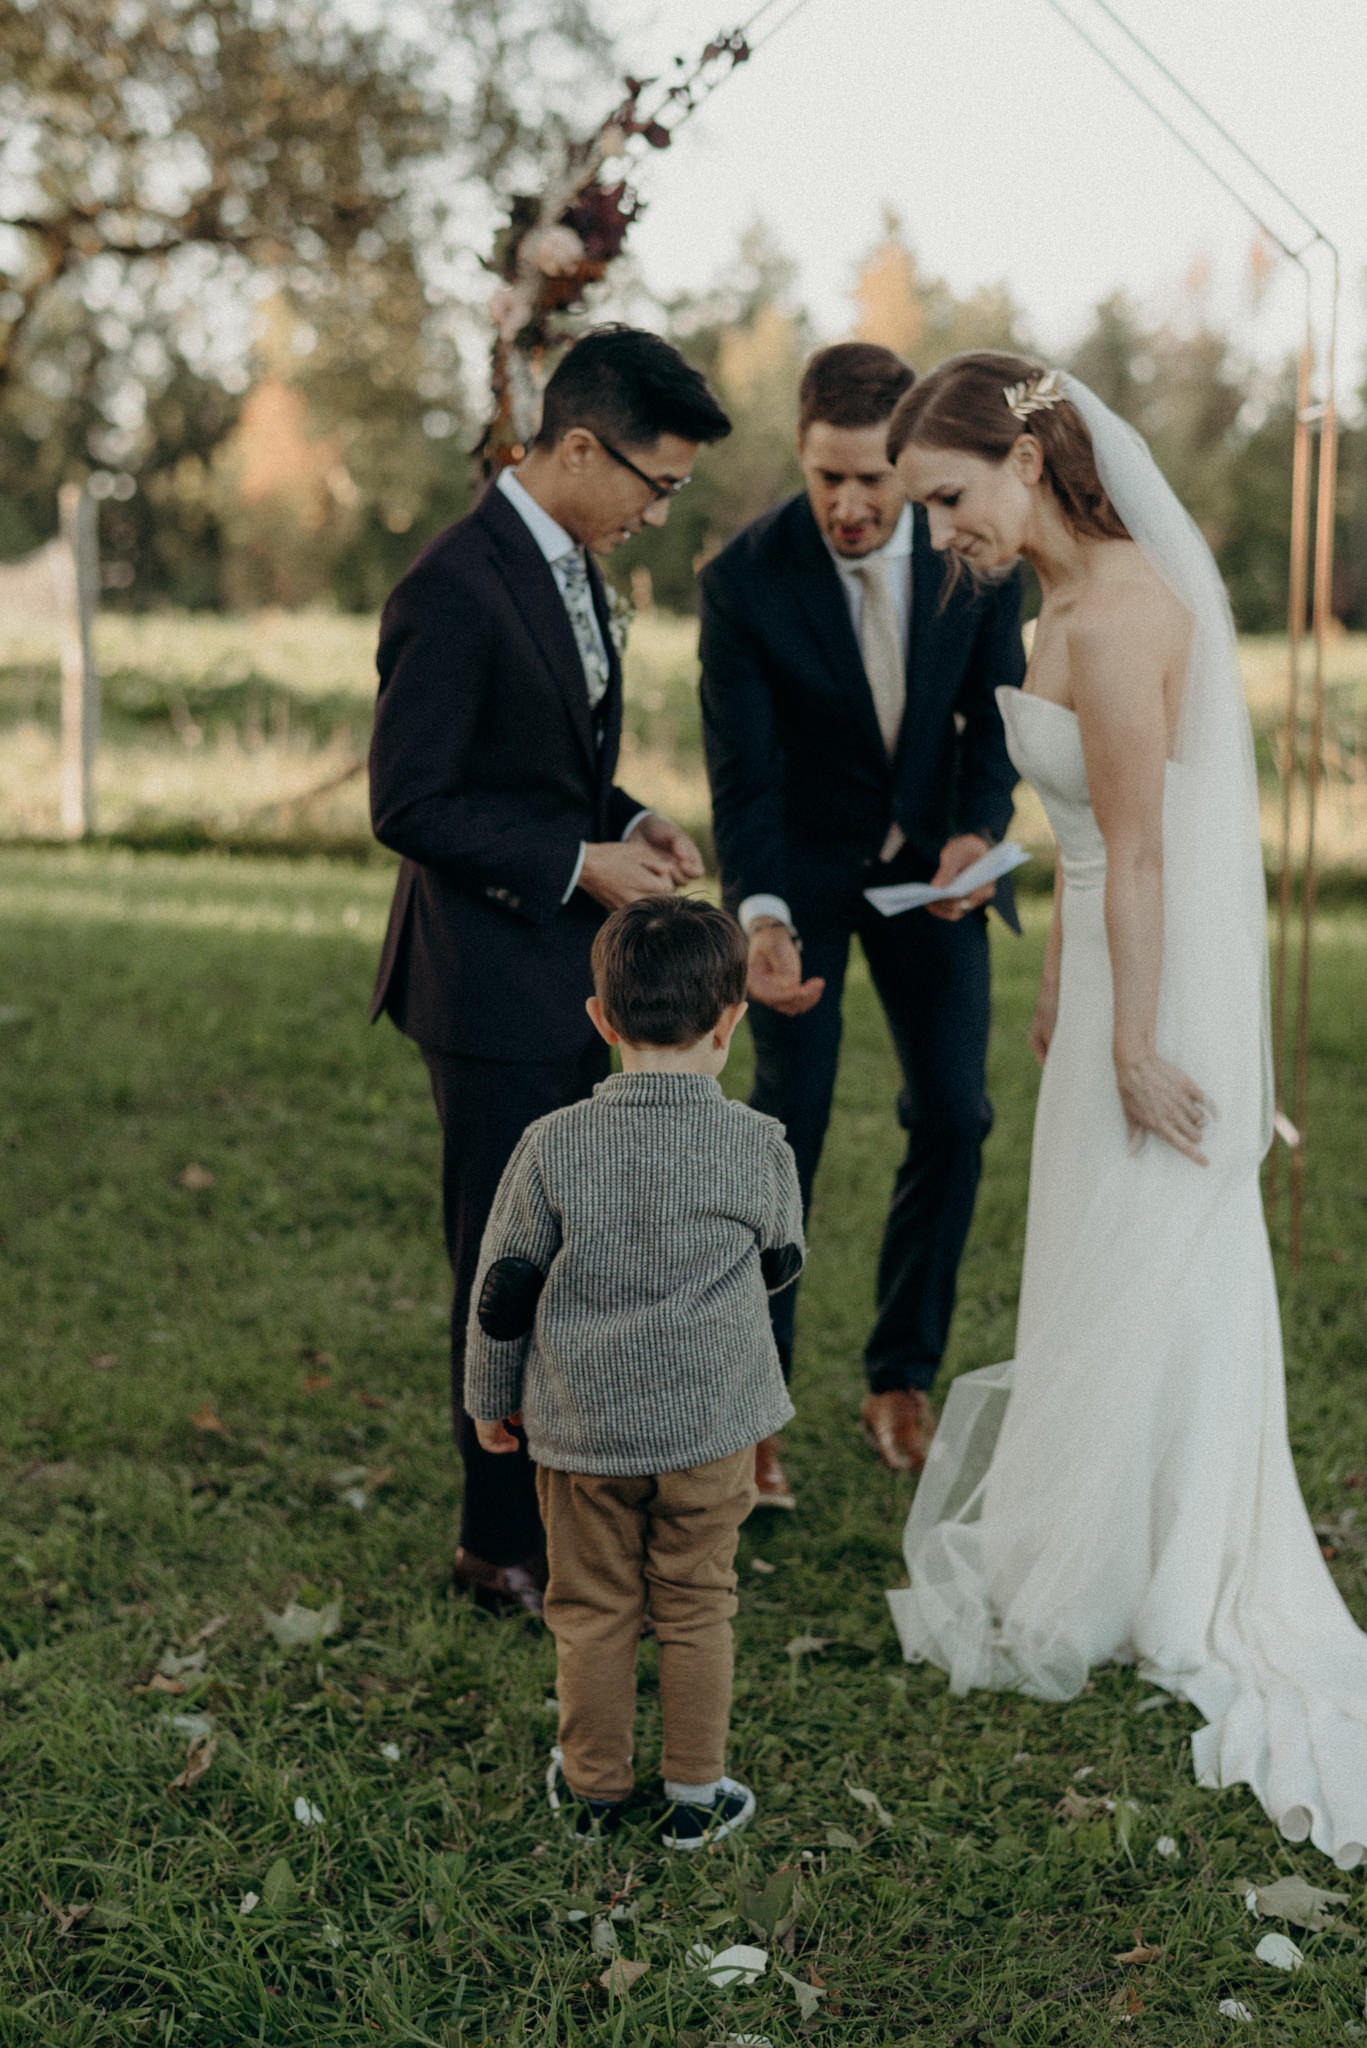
top-left (747, 923), bottom-right (825, 1017)
top-left (578, 812), bottom-right (705, 911)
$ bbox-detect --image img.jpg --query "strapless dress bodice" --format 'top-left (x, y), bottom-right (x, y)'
top-left (996, 686), bottom-right (1106, 888)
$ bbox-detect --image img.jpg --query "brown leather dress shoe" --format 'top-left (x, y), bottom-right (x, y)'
top-left (452, 1546), bottom-right (545, 1619)
top-left (753, 1433), bottom-right (796, 1510)
top-left (860, 1389), bottom-right (936, 1474)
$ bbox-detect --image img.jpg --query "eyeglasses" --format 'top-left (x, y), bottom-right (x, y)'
top-left (593, 434), bottom-right (692, 502)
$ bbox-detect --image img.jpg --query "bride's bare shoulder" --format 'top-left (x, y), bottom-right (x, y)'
top-left (1069, 542), bottom-right (1191, 666)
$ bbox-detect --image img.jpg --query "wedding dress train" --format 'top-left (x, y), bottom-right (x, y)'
top-left (888, 685), bottom-right (1367, 1869)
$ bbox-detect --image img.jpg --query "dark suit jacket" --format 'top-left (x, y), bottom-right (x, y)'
top-left (369, 484), bottom-right (642, 1060)
top-left (699, 494), bottom-right (1023, 928)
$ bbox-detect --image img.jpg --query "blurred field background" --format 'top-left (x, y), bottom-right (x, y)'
top-left (3, 607), bottom-right (1366, 884)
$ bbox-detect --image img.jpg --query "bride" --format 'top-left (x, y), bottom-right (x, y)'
top-left (882, 352), bottom-right (1367, 1870)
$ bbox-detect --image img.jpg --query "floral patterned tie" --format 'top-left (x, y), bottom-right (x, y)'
top-left (557, 552), bottom-right (610, 712)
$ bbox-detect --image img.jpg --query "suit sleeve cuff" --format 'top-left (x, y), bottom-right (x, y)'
top-left (738, 892), bottom-right (794, 934)
top-left (561, 842), bottom-right (587, 904)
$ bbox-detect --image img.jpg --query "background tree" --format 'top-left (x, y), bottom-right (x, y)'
top-left (609, 224), bottom-right (812, 612)
top-left (0, 0), bottom-right (614, 601)
top-left (854, 209), bottom-right (1031, 364)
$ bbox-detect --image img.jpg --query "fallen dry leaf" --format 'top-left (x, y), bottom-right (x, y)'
top-left (194, 1614), bottom-right (229, 1643)
top-left (1244, 1875), bottom-right (1351, 1932)
top-left (20, 1459), bottom-right (83, 1485)
top-left (190, 1402), bottom-right (229, 1436)
top-left (39, 1890), bottom-right (92, 1936)
top-left (302, 1373), bottom-right (332, 1394)
top-left (297, 1346), bottom-right (336, 1367)
top-left (1344, 1472), bottom-right (1367, 1493)
top-left (355, 1391), bottom-right (387, 1410)
top-left (598, 1956), bottom-right (649, 1994)
top-left (784, 1633), bottom-right (831, 1660)
top-left (261, 1597), bottom-right (342, 1649)
top-left (1114, 1927), bottom-right (1163, 1965)
top-left (846, 1782), bottom-right (894, 1828)
top-left (1056, 1785), bottom-right (1110, 1822)
top-left (168, 1734), bottom-right (218, 1792)
top-left (90, 1353), bottom-right (117, 1371)
top-left (135, 1672), bottom-right (186, 1696)
top-left (177, 1162), bottom-right (215, 1190)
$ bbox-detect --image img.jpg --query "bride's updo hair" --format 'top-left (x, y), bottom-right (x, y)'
top-left (887, 350), bottom-right (1129, 542)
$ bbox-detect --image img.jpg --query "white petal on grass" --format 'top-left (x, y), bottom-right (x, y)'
top-left (239, 1891), bottom-right (259, 1915)
top-left (169, 1712), bottom-right (215, 1742)
top-left (1155, 1836), bottom-right (1179, 1859)
top-left (846, 1782), bottom-right (894, 1828)
top-left (379, 1741), bottom-right (400, 1762)
top-left (784, 1633), bottom-right (831, 1659)
top-left (1217, 1999), bottom-right (1255, 2021)
top-left (340, 1487), bottom-right (369, 1511)
top-left (262, 1599), bottom-right (342, 1649)
top-left (1254, 1931), bottom-right (1304, 1970)
top-left (293, 1795), bottom-right (325, 1826)
top-left (591, 1916), bottom-right (618, 1955)
top-left (688, 1941), bottom-right (769, 1987)
top-left (158, 1647), bottom-right (207, 1678)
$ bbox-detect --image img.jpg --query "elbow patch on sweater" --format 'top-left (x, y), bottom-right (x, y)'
top-left (761, 1242), bottom-right (803, 1293)
top-left (477, 1256), bottom-right (546, 1341)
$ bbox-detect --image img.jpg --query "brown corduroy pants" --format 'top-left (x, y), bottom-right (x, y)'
top-left (535, 1449), bottom-right (756, 1800)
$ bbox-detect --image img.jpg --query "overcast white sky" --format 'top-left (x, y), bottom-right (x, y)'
top-left (600, 0), bottom-right (1366, 407)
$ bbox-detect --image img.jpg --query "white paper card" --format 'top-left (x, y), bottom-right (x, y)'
top-left (863, 840), bottom-right (1030, 916)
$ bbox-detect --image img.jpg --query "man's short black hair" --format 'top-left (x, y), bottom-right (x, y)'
top-left (798, 342), bottom-right (915, 438)
top-left (592, 895), bottom-right (748, 1047)
top-left (535, 325), bottom-right (731, 452)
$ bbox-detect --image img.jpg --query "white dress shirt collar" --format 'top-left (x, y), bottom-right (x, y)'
top-left (497, 466), bottom-right (578, 565)
top-left (824, 498), bottom-right (914, 577)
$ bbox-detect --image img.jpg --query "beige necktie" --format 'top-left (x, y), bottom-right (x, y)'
top-left (853, 557), bottom-right (905, 757)
top-left (853, 557), bottom-right (907, 861)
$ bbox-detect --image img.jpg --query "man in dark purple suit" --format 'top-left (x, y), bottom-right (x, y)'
top-left (370, 328), bottom-right (730, 1614)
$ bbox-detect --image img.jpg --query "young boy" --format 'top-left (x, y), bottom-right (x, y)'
top-left (464, 895), bottom-right (803, 1848)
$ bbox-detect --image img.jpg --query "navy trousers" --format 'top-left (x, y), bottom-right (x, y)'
top-left (423, 1041), bottom-right (611, 1568)
top-left (748, 902), bottom-right (992, 1395)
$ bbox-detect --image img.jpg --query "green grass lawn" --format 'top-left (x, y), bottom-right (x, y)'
top-left (1, 848), bottom-right (1364, 2047)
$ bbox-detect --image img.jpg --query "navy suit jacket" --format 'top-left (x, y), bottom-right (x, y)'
top-left (369, 484), bottom-right (642, 1060)
top-left (699, 494), bottom-right (1023, 929)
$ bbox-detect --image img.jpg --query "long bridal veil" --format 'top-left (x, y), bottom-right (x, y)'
top-left (887, 374), bottom-right (1367, 1870)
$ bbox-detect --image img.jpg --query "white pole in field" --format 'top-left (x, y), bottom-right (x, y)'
top-left (54, 481), bottom-right (100, 839)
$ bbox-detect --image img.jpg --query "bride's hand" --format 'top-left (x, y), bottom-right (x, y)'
top-left (1115, 1048), bottom-right (1212, 1166)
top-left (1028, 983), bottom-right (1058, 1067)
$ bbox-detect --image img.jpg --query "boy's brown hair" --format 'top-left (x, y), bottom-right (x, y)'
top-left (592, 896), bottom-right (748, 1047)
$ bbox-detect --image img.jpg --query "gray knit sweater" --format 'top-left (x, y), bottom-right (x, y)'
top-left (464, 1071), bottom-right (802, 1476)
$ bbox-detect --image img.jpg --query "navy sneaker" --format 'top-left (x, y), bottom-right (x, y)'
top-left (658, 1776), bottom-right (756, 1851)
top-left (545, 1747), bottom-right (627, 1840)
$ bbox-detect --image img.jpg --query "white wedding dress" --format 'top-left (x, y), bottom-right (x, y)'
top-left (887, 380), bottom-right (1367, 1872)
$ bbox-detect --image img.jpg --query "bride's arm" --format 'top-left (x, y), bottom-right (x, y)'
top-left (1028, 862), bottom-right (1064, 1066)
top-left (1071, 605), bottom-right (1210, 1165)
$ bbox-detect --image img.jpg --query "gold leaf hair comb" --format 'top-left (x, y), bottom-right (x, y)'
top-left (1003, 369), bottom-right (1064, 422)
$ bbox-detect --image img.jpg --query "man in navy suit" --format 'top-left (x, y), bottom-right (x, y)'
top-left (370, 328), bottom-right (731, 1614)
top-left (699, 343), bottom-right (1022, 1505)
